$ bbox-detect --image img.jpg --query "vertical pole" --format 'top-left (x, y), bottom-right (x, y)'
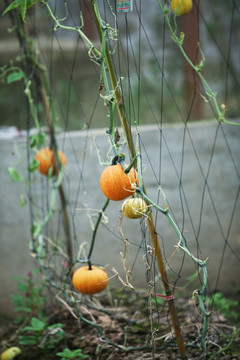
top-left (181, 0), bottom-right (203, 120)
top-left (90, 2), bottom-right (187, 358)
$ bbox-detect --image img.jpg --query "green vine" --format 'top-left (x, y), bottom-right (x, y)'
top-left (156, 0), bottom-right (240, 127)
top-left (2, 1), bottom-right (73, 261)
top-left (129, 132), bottom-right (209, 352)
top-left (3, 0), bottom-right (226, 356)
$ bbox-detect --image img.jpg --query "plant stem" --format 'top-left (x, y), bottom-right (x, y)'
top-left (124, 156), bottom-right (138, 174)
top-left (90, 1), bottom-right (187, 358)
top-left (208, 328), bottom-right (240, 360)
top-left (98, 26), bottom-right (118, 157)
top-left (17, 15), bottom-right (73, 262)
top-left (87, 198), bottom-right (110, 261)
top-left (41, 0), bottom-right (101, 59)
top-left (156, 0), bottom-right (240, 127)
top-left (90, 0), bottom-right (137, 162)
top-left (32, 172), bottom-right (63, 238)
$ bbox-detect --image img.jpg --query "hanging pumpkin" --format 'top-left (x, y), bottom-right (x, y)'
top-left (35, 147), bottom-right (66, 176)
top-left (122, 197), bottom-right (148, 219)
top-left (0, 347), bottom-right (21, 360)
top-left (72, 265), bottom-right (108, 295)
top-left (100, 164), bottom-right (138, 201)
top-left (171, 0), bottom-right (192, 16)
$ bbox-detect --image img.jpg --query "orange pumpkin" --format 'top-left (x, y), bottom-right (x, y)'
top-left (100, 164), bottom-right (138, 201)
top-left (72, 266), bottom-right (108, 295)
top-left (171, 0), bottom-right (192, 15)
top-left (35, 147), bottom-right (66, 176)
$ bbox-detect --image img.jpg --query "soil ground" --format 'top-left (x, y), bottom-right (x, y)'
top-left (1, 289), bottom-right (240, 360)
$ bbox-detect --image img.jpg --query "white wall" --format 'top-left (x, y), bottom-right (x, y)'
top-left (0, 121), bottom-right (239, 316)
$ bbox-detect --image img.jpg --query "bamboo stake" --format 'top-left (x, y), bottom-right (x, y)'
top-left (90, 1), bottom-right (187, 358)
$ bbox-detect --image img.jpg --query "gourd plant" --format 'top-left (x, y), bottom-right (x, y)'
top-left (2, 0), bottom-right (73, 265)
top-left (3, 0), bottom-right (239, 358)
top-left (157, 0), bottom-right (240, 127)
top-left (38, 1), bottom-right (189, 357)
top-left (0, 1), bottom-right (199, 358)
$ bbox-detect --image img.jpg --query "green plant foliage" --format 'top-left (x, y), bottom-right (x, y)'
top-left (56, 348), bottom-right (89, 360)
top-left (207, 292), bottom-right (239, 322)
top-left (2, 0), bottom-right (39, 20)
top-left (8, 167), bottom-right (24, 182)
top-left (19, 193), bottom-right (27, 207)
top-left (19, 317), bottom-right (65, 349)
top-left (28, 158), bottom-right (40, 172)
top-left (22, 316), bottom-right (46, 332)
top-left (29, 132), bottom-right (46, 149)
top-left (12, 269), bottom-right (46, 323)
top-left (6, 71), bottom-right (25, 84)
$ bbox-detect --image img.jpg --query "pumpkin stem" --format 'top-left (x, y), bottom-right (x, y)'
top-left (87, 198), bottom-right (110, 261)
top-left (124, 155), bottom-right (138, 173)
top-left (111, 153), bottom-right (125, 166)
top-left (88, 260), bottom-right (92, 271)
top-left (111, 155), bottom-right (119, 165)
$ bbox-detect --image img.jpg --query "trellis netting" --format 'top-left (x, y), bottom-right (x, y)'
top-left (1, 0), bottom-right (240, 358)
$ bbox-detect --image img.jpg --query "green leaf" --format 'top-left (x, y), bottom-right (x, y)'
top-left (18, 335), bottom-right (38, 345)
top-left (16, 282), bottom-right (28, 291)
top-left (30, 221), bottom-right (38, 234)
top-left (21, 325), bottom-right (36, 331)
top-left (15, 306), bottom-right (31, 314)
top-left (30, 317), bottom-right (45, 330)
top-left (22, 317), bottom-right (45, 332)
top-left (72, 349), bottom-right (88, 357)
top-left (12, 294), bottom-right (25, 304)
top-left (0, 64), bottom-right (8, 72)
top-left (28, 158), bottom-right (39, 172)
top-left (48, 323), bottom-right (64, 329)
top-left (19, 194), bottom-right (27, 207)
top-left (56, 348), bottom-right (73, 358)
top-left (7, 71), bottom-right (24, 84)
top-left (2, 0), bottom-right (39, 20)
top-left (20, 0), bottom-right (27, 20)
top-left (26, 0), bottom-right (39, 8)
top-left (2, 0), bottom-right (22, 16)
top-left (56, 348), bottom-right (89, 359)
top-left (29, 132), bottom-right (46, 149)
top-left (8, 167), bottom-right (24, 182)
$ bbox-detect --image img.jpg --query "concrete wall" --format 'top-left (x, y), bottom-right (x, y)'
top-left (0, 120), bottom-right (239, 316)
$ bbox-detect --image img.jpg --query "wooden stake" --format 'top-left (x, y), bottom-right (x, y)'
top-left (90, 2), bottom-right (187, 358)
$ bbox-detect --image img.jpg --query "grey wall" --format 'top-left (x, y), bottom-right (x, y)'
top-left (0, 120), bottom-right (239, 316)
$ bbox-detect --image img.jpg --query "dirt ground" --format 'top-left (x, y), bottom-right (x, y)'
top-left (1, 289), bottom-right (240, 360)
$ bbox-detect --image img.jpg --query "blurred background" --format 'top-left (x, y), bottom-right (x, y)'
top-left (1, 0), bottom-right (240, 131)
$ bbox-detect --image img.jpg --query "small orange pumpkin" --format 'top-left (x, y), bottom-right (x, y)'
top-left (171, 0), bottom-right (192, 15)
top-left (72, 266), bottom-right (108, 295)
top-left (122, 198), bottom-right (148, 219)
top-left (100, 164), bottom-right (138, 201)
top-left (35, 147), bottom-right (66, 176)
